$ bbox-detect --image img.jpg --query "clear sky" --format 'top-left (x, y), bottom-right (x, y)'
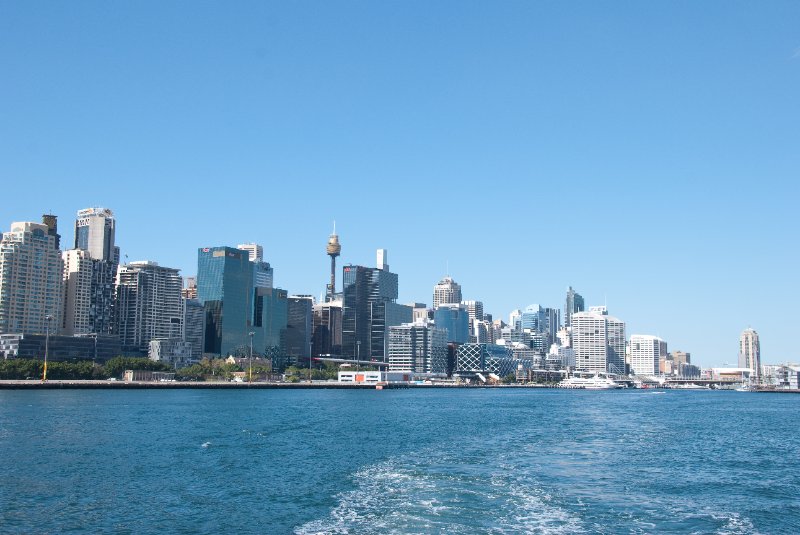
top-left (1, 1), bottom-right (798, 368)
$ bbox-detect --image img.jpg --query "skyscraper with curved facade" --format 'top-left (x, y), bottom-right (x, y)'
top-left (433, 276), bottom-right (462, 308)
top-left (739, 328), bottom-right (761, 381)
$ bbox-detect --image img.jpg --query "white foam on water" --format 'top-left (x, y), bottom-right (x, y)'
top-left (201, 441), bottom-right (211, 448)
top-left (296, 455), bottom-right (586, 535)
top-left (489, 474), bottom-right (588, 534)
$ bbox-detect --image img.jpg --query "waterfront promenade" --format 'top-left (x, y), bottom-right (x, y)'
top-left (2, 379), bottom-right (797, 393)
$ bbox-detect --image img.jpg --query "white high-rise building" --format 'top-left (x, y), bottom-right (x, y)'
top-left (66, 208), bottom-right (120, 336)
top-left (571, 309), bottom-right (626, 374)
top-left (388, 321), bottom-right (448, 374)
top-left (739, 328), bottom-right (761, 381)
top-left (629, 335), bottom-right (667, 376)
top-left (117, 261), bottom-right (184, 354)
top-left (433, 276), bottom-right (462, 309)
top-left (0, 222), bottom-right (64, 335)
top-left (74, 208), bottom-right (118, 262)
top-left (62, 249), bottom-right (93, 335)
top-left (237, 243), bottom-right (263, 262)
top-left (462, 300), bottom-right (484, 342)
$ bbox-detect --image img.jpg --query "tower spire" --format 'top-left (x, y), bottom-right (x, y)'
top-left (326, 223), bottom-right (342, 302)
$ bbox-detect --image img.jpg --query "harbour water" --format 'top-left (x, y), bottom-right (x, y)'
top-left (1, 389), bottom-right (798, 534)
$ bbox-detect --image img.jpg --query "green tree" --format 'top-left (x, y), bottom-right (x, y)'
top-left (103, 357), bottom-right (173, 379)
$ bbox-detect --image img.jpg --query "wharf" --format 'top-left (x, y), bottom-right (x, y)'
top-left (0, 380), bottom-right (557, 390)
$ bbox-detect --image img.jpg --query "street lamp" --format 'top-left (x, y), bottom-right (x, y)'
top-left (356, 340), bottom-right (361, 373)
top-left (43, 315), bottom-right (52, 382)
top-left (248, 331), bottom-right (255, 384)
top-left (307, 340), bottom-right (313, 383)
top-left (89, 332), bottom-right (98, 367)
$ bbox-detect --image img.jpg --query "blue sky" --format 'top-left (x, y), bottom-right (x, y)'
top-left (1, 1), bottom-right (798, 367)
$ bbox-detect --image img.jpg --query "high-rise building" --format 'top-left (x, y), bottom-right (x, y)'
top-left (670, 350), bottom-right (691, 365)
top-left (472, 319), bottom-right (492, 343)
top-left (255, 287), bottom-right (288, 360)
top-left (388, 321), bottom-right (448, 374)
top-left (0, 221), bottom-right (64, 335)
top-left (433, 276), bottom-right (462, 309)
top-left (408, 303), bottom-right (431, 323)
top-left (182, 298), bottom-right (204, 360)
top-left (237, 243), bottom-right (263, 263)
top-left (65, 208), bottom-right (120, 336)
top-left (739, 328), bottom-right (761, 381)
top-left (182, 276), bottom-right (198, 299)
top-left (521, 304), bottom-right (546, 332)
top-left (433, 303), bottom-right (470, 344)
top-left (197, 246), bottom-right (254, 356)
top-left (462, 300), bottom-right (484, 342)
top-left (544, 308), bottom-right (561, 342)
top-left (238, 243), bottom-right (273, 289)
top-left (61, 249), bottom-right (92, 335)
top-left (564, 286), bottom-right (585, 328)
top-left (629, 335), bottom-right (667, 376)
top-left (116, 261), bottom-right (184, 354)
top-left (41, 214), bottom-right (61, 250)
top-left (74, 208), bottom-right (119, 263)
top-left (341, 250), bottom-right (411, 361)
top-left (284, 295), bottom-right (314, 367)
top-left (571, 309), bottom-right (626, 374)
top-left (313, 300), bottom-right (342, 357)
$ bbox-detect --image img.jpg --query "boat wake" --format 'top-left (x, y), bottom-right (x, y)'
top-left (295, 452), bottom-right (586, 534)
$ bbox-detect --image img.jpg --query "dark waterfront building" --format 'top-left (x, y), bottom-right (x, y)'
top-left (312, 301), bottom-right (342, 358)
top-left (284, 295), bottom-right (313, 368)
top-left (182, 298), bottom-right (204, 361)
top-left (341, 250), bottom-right (411, 362)
top-left (197, 246), bottom-right (253, 357)
top-left (254, 287), bottom-right (288, 362)
top-left (0, 333), bottom-right (121, 362)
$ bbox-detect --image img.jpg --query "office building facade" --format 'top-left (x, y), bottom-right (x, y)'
top-left (117, 261), bottom-right (184, 354)
top-left (65, 208), bottom-right (120, 336)
top-left (284, 295), bottom-right (313, 367)
top-left (571, 309), bottom-right (626, 374)
top-left (629, 334), bottom-right (667, 376)
top-left (342, 252), bottom-right (410, 362)
top-left (388, 321), bottom-right (448, 374)
top-left (182, 298), bottom-right (205, 360)
top-left (433, 276), bottom-right (462, 309)
top-left (433, 303), bottom-right (470, 344)
top-left (197, 246), bottom-right (254, 357)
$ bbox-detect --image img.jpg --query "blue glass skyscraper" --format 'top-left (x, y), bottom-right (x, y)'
top-left (433, 304), bottom-right (470, 344)
top-left (197, 247), bottom-right (254, 357)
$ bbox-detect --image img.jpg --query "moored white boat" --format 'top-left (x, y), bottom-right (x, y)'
top-left (558, 374), bottom-right (623, 390)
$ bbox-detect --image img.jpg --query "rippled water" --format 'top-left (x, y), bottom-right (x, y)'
top-left (1, 389), bottom-right (798, 534)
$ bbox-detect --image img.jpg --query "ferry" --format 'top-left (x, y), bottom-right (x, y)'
top-left (557, 374), bottom-right (623, 390)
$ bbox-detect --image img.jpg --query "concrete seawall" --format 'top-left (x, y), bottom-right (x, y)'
top-left (0, 380), bottom-right (553, 390)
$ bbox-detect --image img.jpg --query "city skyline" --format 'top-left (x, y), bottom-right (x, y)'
top-left (0, 208), bottom-right (778, 370)
top-left (2, 2), bottom-right (798, 367)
